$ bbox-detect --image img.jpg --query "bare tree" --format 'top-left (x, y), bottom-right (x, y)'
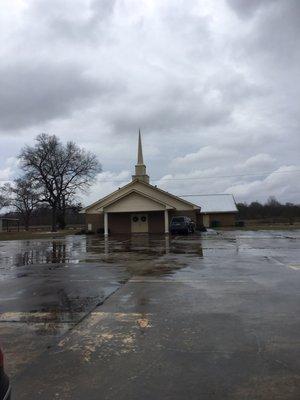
top-left (19, 134), bottom-right (101, 231)
top-left (3, 177), bottom-right (40, 230)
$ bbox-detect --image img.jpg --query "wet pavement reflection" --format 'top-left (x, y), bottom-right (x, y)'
top-left (0, 234), bottom-right (204, 277)
top-left (1, 230), bottom-right (300, 385)
top-left (0, 233), bottom-right (204, 376)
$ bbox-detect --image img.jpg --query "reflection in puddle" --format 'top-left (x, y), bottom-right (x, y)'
top-left (13, 242), bottom-right (69, 266)
top-left (86, 234), bottom-right (203, 258)
top-left (0, 234), bottom-right (203, 279)
top-left (0, 238), bottom-right (84, 269)
top-left (85, 235), bottom-right (203, 277)
top-left (46, 243), bottom-right (68, 264)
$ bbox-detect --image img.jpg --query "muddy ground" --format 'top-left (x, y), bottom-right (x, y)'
top-left (0, 231), bottom-right (299, 399)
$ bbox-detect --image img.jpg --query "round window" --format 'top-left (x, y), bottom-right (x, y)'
top-left (133, 216), bottom-right (139, 222)
top-left (141, 216), bottom-right (147, 222)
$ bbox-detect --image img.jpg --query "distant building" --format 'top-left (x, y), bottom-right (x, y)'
top-left (0, 218), bottom-right (20, 232)
top-left (81, 133), bottom-right (237, 235)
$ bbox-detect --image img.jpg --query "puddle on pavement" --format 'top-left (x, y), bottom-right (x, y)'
top-left (0, 234), bottom-right (204, 330)
top-left (0, 234), bottom-right (203, 273)
top-left (1, 230), bottom-right (299, 379)
top-left (1, 231), bottom-right (205, 378)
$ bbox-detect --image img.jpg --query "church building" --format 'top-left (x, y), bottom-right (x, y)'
top-left (81, 132), bottom-right (201, 235)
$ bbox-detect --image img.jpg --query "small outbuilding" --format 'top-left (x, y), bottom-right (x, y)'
top-left (181, 194), bottom-right (238, 227)
top-left (81, 132), bottom-right (201, 235)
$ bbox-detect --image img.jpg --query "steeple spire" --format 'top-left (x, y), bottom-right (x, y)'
top-left (137, 129), bottom-right (144, 165)
top-left (132, 130), bottom-right (150, 183)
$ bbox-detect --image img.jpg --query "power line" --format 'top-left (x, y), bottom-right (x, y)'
top-left (153, 169), bottom-right (300, 182)
top-left (1, 169), bottom-right (299, 183)
top-left (82, 168), bottom-right (300, 183)
top-left (180, 191), bottom-right (300, 198)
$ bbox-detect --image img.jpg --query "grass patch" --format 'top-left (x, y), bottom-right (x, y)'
top-left (218, 223), bottom-right (300, 231)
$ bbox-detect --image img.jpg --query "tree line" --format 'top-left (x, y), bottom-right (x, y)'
top-left (237, 196), bottom-right (300, 221)
top-left (0, 134), bottom-right (101, 231)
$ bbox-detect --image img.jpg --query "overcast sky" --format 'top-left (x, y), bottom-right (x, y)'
top-left (0, 0), bottom-right (299, 205)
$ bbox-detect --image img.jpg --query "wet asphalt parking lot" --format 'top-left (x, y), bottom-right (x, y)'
top-left (0, 230), bottom-right (299, 399)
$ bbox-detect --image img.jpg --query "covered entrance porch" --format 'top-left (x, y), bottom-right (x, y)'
top-left (97, 189), bottom-right (173, 236)
top-left (103, 210), bottom-right (170, 236)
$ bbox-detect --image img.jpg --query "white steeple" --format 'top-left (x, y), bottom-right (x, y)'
top-left (132, 130), bottom-right (149, 183)
top-left (137, 129), bottom-right (144, 165)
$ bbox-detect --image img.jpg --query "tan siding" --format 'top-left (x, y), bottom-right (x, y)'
top-left (105, 192), bottom-right (165, 213)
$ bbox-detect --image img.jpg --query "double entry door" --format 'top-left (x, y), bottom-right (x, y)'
top-left (131, 213), bottom-right (149, 233)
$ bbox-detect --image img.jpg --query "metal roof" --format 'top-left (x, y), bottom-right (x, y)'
top-left (180, 194), bottom-right (238, 213)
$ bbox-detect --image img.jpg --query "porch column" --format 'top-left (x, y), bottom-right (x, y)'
top-left (164, 209), bottom-right (169, 234)
top-left (104, 212), bottom-right (108, 237)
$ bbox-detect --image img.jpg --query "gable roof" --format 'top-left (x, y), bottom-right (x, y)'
top-left (81, 179), bottom-right (200, 213)
top-left (80, 180), bottom-right (135, 212)
top-left (144, 181), bottom-right (200, 209)
top-left (180, 194), bottom-right (238, 213)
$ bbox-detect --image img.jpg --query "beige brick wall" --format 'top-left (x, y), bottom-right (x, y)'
top-left (108, 213), bottom-right (131, 234)
top-left (199, 213), bottom-right (236, 227)
top-left (148, 211), bottom-right (165, 233)
top-left (85, 209), bottom-right (224, 234)
top-left (210, 213), bottom-right (236, 227)
top-left (86, 213), bottom-right (132, 234)
top-left (85, 214), bottom-right (103, 232)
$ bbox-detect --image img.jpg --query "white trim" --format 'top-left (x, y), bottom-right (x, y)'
top-left (164, 209), bottom-right (169, 234)
top-left (104, 212), bottom-right (108, 237)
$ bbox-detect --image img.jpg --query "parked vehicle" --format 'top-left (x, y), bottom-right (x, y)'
top-left (0, 347), bottom-right (10, 400)
top-left (170, 216), bottom-right (195, 234)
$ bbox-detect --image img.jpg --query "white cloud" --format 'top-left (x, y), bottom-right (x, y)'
top-left (0, 157), bottom-right (19, 182)
top-left (152, 163), bottom-right (300, 204)
top-left (81, 170), bottom-right (131, 206)
top-left (225, 165), bottom-right (300, 203)
top-left (237, 153), bottom-right (276, 170)
top-left (172, 146), bottom-right (237, 167)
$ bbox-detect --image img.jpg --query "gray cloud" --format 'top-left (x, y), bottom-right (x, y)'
top-left (226, 0), bottom-right (279, 19)
top-left (244, 0), bottom-right (300, 65)
top-left (28, 0), bottom-right (117, 43)
top-left (0, 61), bottom-right (112, 130)
top-left (106, 82), bottom-right (232, 136)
